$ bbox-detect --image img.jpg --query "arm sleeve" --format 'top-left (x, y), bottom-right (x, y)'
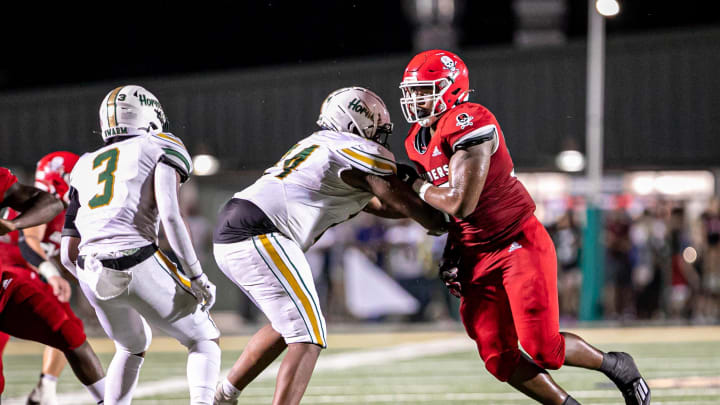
top-left (336, 142), bottom-right (397, 176)
top-left (19, 231), bottom-right (45, 267)
top-left (61, 187), bottom-right (81, 238)
top-left (154, 162), bottom-right (202, 278)
top-left (151, 133), bottom-right (193, 183)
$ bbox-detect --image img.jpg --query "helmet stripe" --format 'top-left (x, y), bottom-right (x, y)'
top-left (106, 86), bottom-right (124, 128)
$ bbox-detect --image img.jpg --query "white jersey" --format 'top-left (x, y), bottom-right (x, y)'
top-left (69, 132), bottom-right (193, 255)
top-left (235, 130), bottom-right (396, 251)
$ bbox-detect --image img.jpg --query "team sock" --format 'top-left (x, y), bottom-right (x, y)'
top-left (219, 377), bottom-right (243, 399)
top-left (84, 377), bottom-right (106, 404)
top-left (187, 340), bottom-right (221, 404)
top-left (106, 351), bottom-right (144, 405)
top-left (562, 395), bottom-right (581, 404)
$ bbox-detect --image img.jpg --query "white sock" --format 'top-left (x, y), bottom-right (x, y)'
top-left (220, 378), bottom-right (242, 399)
top-left (41, 373), bottom-right (59, 383)
top-left (187, 340), bottom-right (221, 405)
top-left (106, 351), bottom-right (144, 405)
top-left (84, 377), bottom-right (106, 404)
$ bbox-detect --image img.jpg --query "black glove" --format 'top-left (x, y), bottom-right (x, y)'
top-left (439, 257), bottom-right (462, 298)
top-left (396, 163), bottom-right (421, 185)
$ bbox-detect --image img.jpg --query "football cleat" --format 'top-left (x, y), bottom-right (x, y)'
top-left (26, 378), bottom-right (59, 405)
top-left (317, 87), bottom-right (393, 146)
top-left (602, 352), bottom-right (651, 405)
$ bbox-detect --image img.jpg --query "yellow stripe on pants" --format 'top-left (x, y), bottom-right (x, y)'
top-left (258, 234), bottom-right (324, 347)
top-left (155, 251), bottom-right (192, 288)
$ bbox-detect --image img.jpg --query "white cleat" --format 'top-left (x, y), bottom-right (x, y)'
top-left (26, 378), bottom-right (59, 405)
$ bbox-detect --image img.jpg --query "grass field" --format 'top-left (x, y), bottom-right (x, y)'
top-left (3, 326), bottom-right (720, 404)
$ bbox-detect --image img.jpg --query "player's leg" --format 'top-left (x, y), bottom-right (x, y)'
top-left (125, 251), bottom-right (221, 405)
top-left (214, 233), bottom-right (326, 405)
top-left (505, 217), bottom-right (649, 404)
top-left (26, 347), bottom-right (67, 405)
top-left (79, 278), bottom-right (151, 405)
top-left (220, 324), bottom-right (287, 398)
top-left (0, 332), bottom-right (9, 396)
top-left (460, 273), bottom-right (570, 405)
top-left (0, 270), bottom-right (105, 404)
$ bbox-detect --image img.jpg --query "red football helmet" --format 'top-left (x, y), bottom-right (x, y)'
top-left (34, 151), bottom-right (80, 203)
top-left (399, 49), bottom-right (470, 126)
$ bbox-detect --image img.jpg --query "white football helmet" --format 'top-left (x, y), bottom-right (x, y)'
top-left (316, 87), bottom-right (393, 146)
top-left (98, 85), bottom-right (169, 142)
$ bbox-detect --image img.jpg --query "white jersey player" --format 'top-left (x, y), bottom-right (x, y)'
top-left (60, 85), bottom-right (220, 405)
top-left (213, 87), bottom-right (447, 405)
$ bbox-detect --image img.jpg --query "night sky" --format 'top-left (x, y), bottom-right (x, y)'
top-left (1, 1), bottom-right (718, 92)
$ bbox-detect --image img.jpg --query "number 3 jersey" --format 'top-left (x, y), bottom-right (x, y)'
top-left (234, 130), bottom-right (396, 252)
top-left (404, 102), bottom-right (535, 252)
top-left (64, 133), bottom-right (192, 256)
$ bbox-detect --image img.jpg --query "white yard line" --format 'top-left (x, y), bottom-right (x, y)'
top-left (5, 337), bottom-right (473, 404)
top-left (6, 335), bottom-right (719, 404)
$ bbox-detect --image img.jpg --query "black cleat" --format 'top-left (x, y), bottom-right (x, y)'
top-left (601, 352), bottom-right (651, 405)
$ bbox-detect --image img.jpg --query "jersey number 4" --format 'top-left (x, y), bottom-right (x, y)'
top-left (88, 148), bottom-right (119, 209)
top-left (275, 145), bottom-right (319, 179)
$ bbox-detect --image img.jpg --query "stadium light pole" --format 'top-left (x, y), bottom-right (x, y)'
top-left (580, 0), bottom-right (617, 322)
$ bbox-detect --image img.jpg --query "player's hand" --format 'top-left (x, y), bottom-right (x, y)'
top-left (190, 273), bottom-right (217, 312)
top-left (48, 275), bottom-right (72, 303)
top-left (396, 163), bottom-right (420, 185)
top-left (439, 258), bottom-right (462, 298)
top-left (0, 218), bottom-right (16, 236)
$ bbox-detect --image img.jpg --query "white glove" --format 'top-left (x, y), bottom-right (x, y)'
top-left (190, 273), bottom-right (216, 312)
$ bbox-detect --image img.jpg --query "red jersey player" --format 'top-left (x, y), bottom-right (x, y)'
top-left (0, 166), bottom-right (105, 403)
top-left (398, 50), bottom-right (650, 405)
top-left (0, 152), bottom-right (84, 404)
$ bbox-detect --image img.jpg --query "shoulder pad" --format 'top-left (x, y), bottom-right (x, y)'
top-left (337, 139), bottom-right (396, 176)
top-left (148, 133), bottom-right (193, 182)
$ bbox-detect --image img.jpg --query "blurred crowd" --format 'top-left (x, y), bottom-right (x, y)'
top-left (174, 183), bottom-right (720, 326)
top-left (549, 197), bottom-right (720, 324)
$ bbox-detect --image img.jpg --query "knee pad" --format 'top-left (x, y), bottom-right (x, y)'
top-left (56, 317), bottom-right (87, 351)
top-left (116, 320), bottom-right (152, 354)
top-left (484, 349), bottom-right (522, 382)
top-left (522, 334), bottom-right (566, 370)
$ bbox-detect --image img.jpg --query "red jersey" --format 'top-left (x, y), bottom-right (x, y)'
top-left (0, 168), bottom-right (17, 206)
top-left (0, 208), bottom-right (66, 268)
top-left (404, 103), bottom-right (535, 251)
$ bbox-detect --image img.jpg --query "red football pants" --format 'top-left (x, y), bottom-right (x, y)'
top-left (459, 216), bottom-right (565, 382)
top-left (0, 267), bottom-right (86, 393)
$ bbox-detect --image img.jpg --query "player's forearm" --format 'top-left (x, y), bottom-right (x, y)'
top-left (154, 163), bottom-right (203, 278)
top-left (11, 190), bottom-right (63, 229)
top-left (413, 181), bottom-right (470, 219)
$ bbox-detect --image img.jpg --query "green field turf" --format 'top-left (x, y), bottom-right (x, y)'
top-left (3, 329), bottom-right (720, 404)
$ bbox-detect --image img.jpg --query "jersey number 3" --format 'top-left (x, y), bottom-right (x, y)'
top-left (88, 148), bottom-right (119, 209)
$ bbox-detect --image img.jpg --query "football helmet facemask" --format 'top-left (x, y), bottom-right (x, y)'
top-left (99, 85), bottom-right (169, 142)
top-left (317, 87), bottom-right (393, 146)
top-left (34, 151), bottom-right (80, 203)
top-left (399, 49), bottom-right (470, 127)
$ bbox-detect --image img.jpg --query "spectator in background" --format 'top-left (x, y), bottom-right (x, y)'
top-left (629, 208), bottom-right (669, 319)
top-left (384, 218), bottom-right (435, 322)
top-left (698, 198), bottom-right (720, 322)
top-left (605, 208), bottom-right (635, 320)
top-left (668, 206), bottom-right (700, 319)
top-left (548, 210), bottom-right (582, 321)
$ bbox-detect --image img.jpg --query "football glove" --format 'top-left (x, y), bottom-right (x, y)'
top-left (396, 163), bottom-right (421, 185)
top-left (190, 273), bottom-right (217, 311)
top-left (439, 257), bottom-right (462, 298)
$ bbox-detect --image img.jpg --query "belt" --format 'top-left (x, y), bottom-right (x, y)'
top-left (78, 244), bottom-right (158, 271)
